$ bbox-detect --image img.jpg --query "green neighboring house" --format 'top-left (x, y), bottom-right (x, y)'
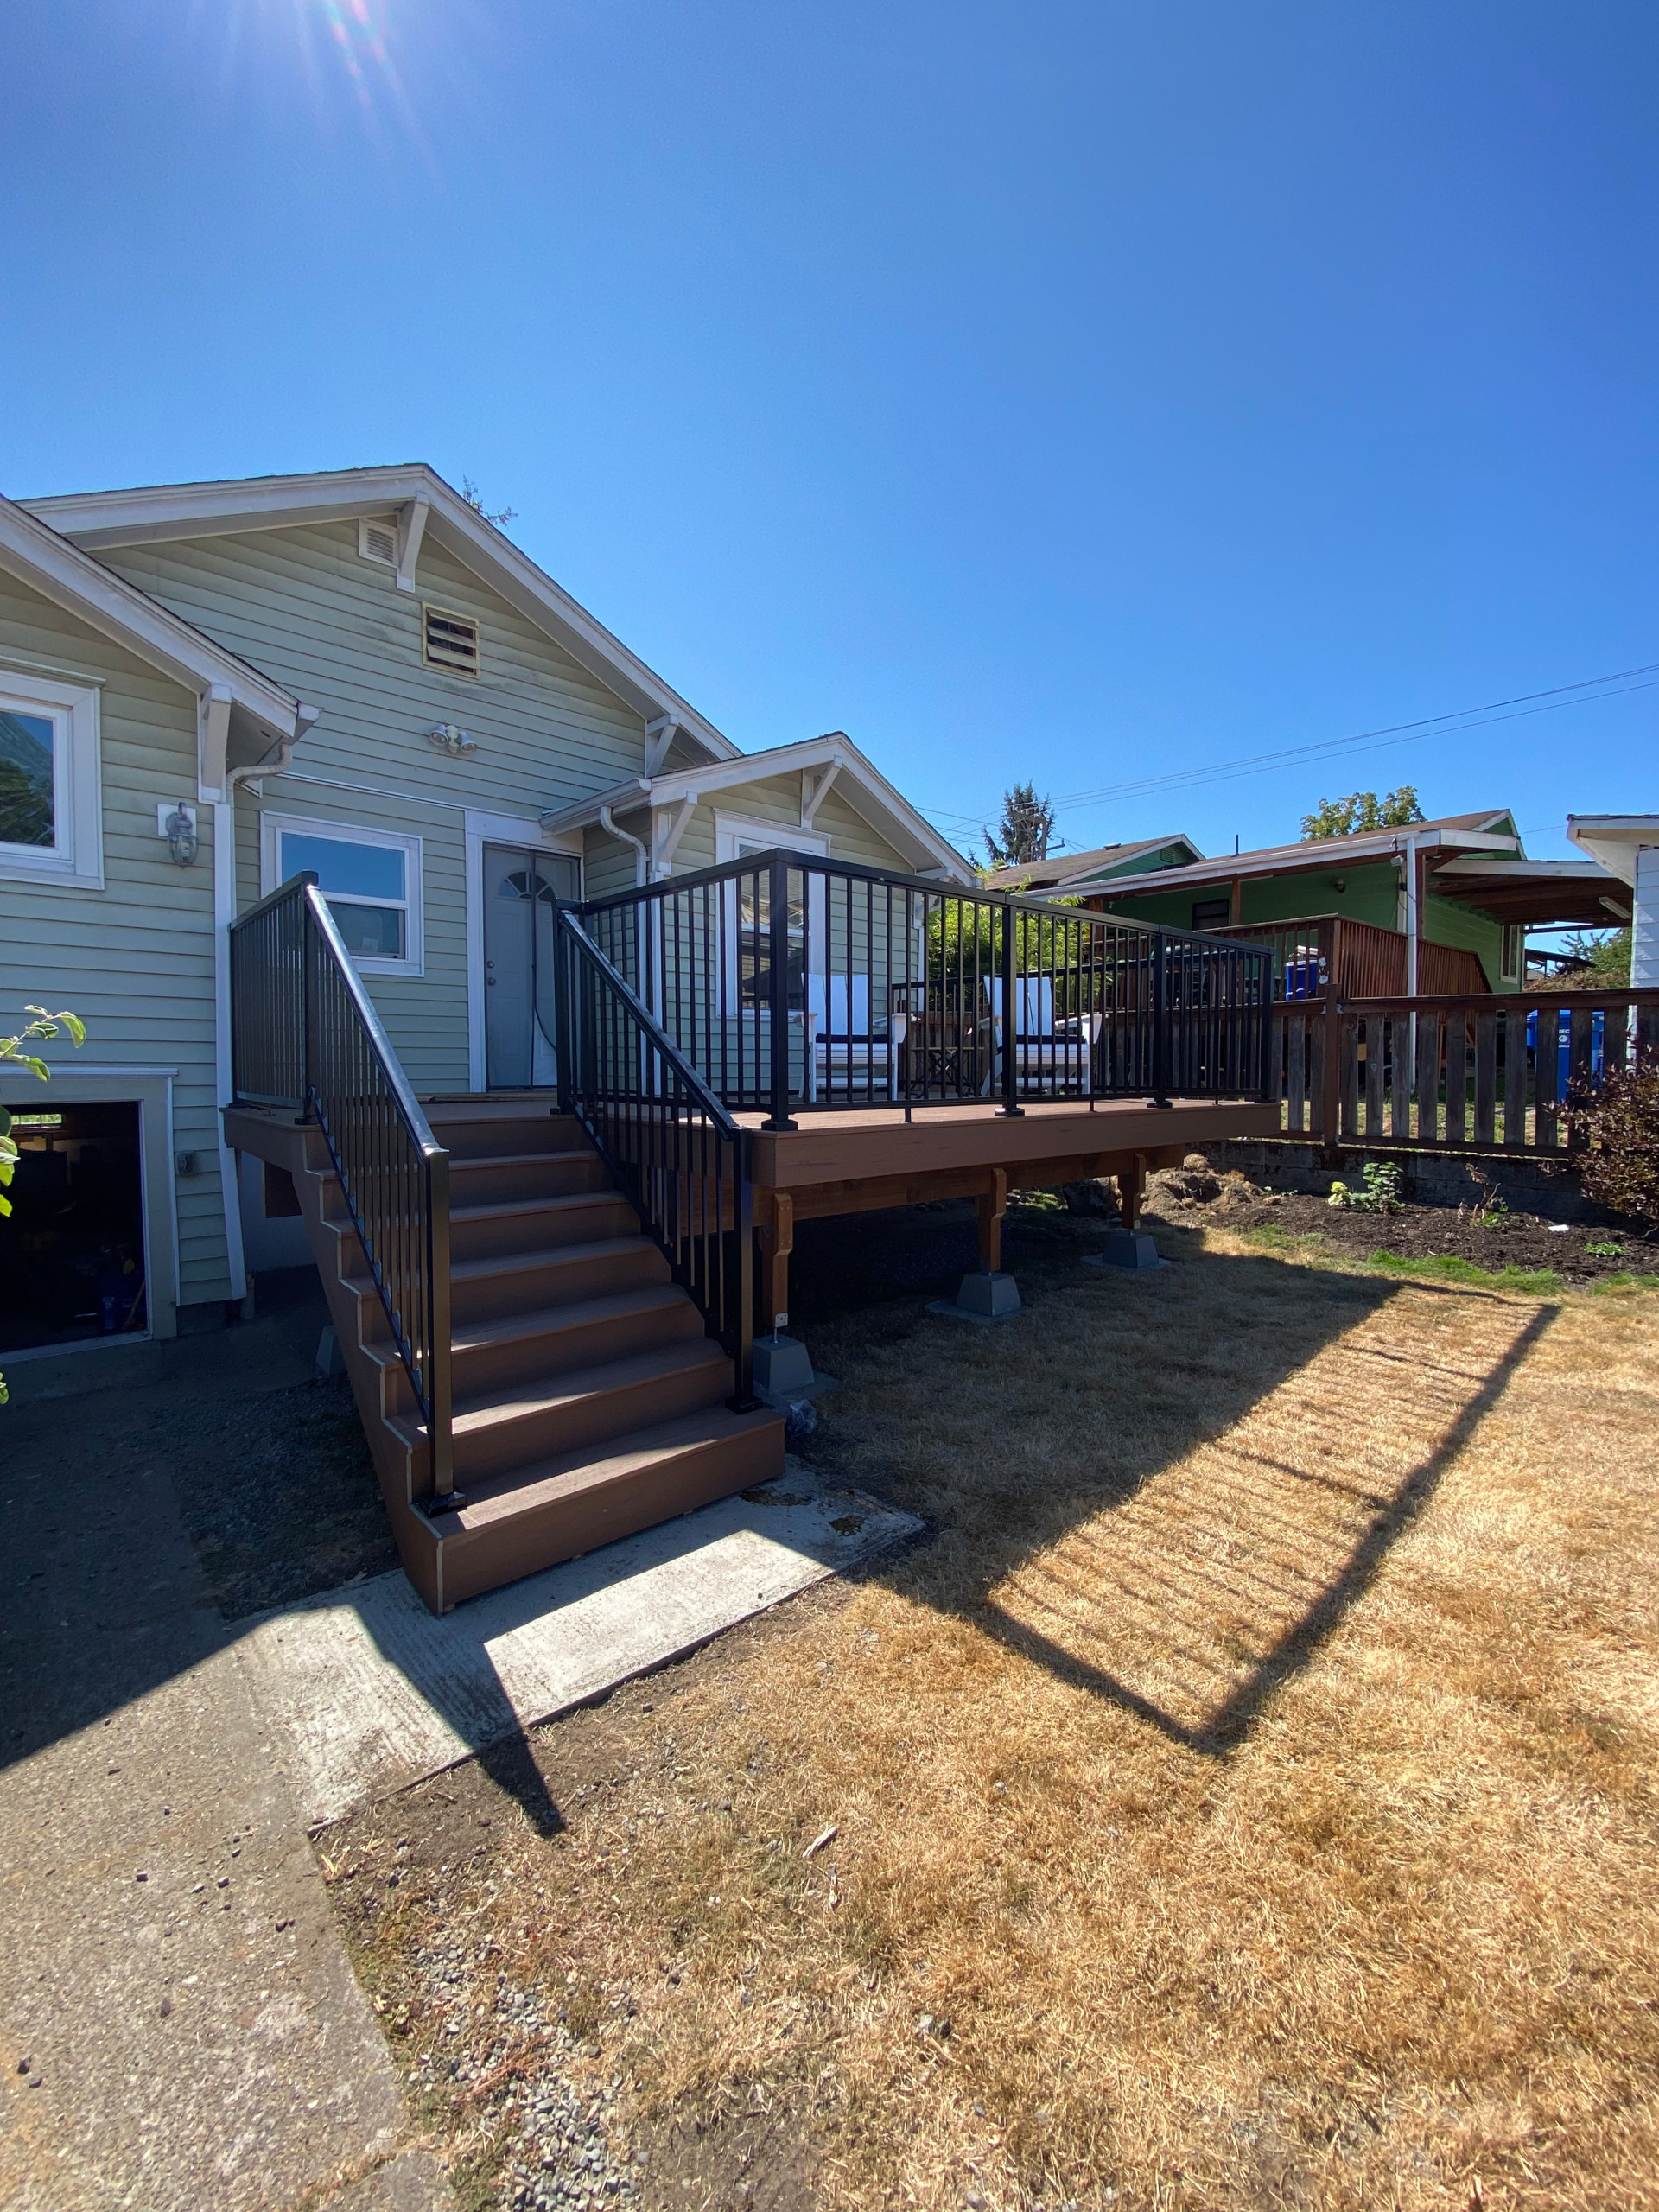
top-left (0, 467), bottom-right (969, 1360)
top-left (987, 812), bottom-right (1623, 997)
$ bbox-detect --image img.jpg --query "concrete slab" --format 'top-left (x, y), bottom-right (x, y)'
top-left (240, 1465), bottom-right (921, 1828)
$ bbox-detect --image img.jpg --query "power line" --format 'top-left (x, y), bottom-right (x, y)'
top-left (913, 658), bottom-right (1659, 836)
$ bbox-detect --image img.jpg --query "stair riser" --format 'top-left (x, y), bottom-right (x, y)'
top-left (449, 1244), bottom-right (670, 1327)
top-left (424, 1113), bottom-right (585, 1160)
top-left (448, 1155), bottom-right (612, 1205)
top-left (451, 1196), bottom-right (638, 1262)
top-left (454, 1360), bottom-right (732, 1479)
top-left (451, 1301), bottom-right (704, 1400)
top-left (436, 1420), bottom-right (785, 1610)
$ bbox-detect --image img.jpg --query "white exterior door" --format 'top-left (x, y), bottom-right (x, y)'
top-left (483, 844), bottom-right (579, 1088)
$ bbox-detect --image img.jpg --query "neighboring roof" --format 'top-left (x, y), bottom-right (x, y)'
top-left (981, 834), bottom-right (1197, 893)
top-left (21, 465), bottom-right (736, 764)
top-left (1073, 811), bottom-right (1524, 900)
top-left (1427, 855), bottom-right (1629, 927)
top-left (1567, 815), bottom-right (1659, 887)
top-left (0, 492), bottom-right (306, 747)
top-left (539, 730), bottom-right (976, 883)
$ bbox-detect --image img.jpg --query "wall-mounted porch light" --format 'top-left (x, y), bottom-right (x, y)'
top-left (158, 799), bottom-right (199, 866)
top-left (428, 723), bottom-right (479, 758)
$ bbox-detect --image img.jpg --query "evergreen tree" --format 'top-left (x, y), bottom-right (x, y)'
top-left (983, 783), bottom-right (1057, 869)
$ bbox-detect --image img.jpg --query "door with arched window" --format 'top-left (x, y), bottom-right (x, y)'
top-left (483, 844), bottom-right (580, 1088)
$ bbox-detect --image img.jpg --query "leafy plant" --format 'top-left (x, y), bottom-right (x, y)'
top-left (1327, 1160), bottom-right (1403, 1213)
top-left (460, 475), bottom-right (518, 530)
top-left (1300, 785), bottom-right (1426, 840)
top-left (1, 1004), bottom-right (86, 1405)
top-left (1584, 1240), bottom-right (1625, 1258)
top-left (1563, 1059), bottom-right (1659, 1228)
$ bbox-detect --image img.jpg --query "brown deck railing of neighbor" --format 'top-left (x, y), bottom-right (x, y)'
top-left (572, 850), bottom-right (1275, 1128)
top-left (1201, 913), bottom-right (1489, 1002)
top-left (230, 872), bottom-right (454, 1490)
top-left (1269, 986), bottom-right (1659, 1156)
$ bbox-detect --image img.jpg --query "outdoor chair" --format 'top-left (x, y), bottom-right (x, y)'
top-left (804, 972), bottom-right (902, 1103)
top-left (983, 975), bottom-right (1101, 1095)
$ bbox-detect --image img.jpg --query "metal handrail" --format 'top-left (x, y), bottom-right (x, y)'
top-left (575, 846), bottom-right (1274, 1122)
top-left (229, 873), bottom-right (454, 1494)
top-left (556, 907), bottom-right (755, 1405)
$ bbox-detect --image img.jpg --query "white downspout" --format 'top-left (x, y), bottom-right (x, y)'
top-left (1400, 834), bottom-right (1421, 996)
top-left (212, 712), bottom-right (317, 1312)
top-left (600, 803), bottom-right (650, 887)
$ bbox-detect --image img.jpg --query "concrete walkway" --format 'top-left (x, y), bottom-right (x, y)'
top-left (241, 1469), bottom-right (921, 1827)
top-left (0, 1314), bottom-right (453, 2212)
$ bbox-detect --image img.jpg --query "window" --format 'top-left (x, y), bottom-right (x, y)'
top-left (261, 815), bottom-right (423, 975)
top-left (423, 604), bottom-right (480, 677)
top-left (715, 813), bottom-right (828, 1012)
top-left (0, 671), bottom-right (102, 887)
top-left (1501, 924), bottom-right (1523, 982)
top-left (1191, 897), bottom-right (1231, 930)
top-left (359, 516), bottom-right (398, 567)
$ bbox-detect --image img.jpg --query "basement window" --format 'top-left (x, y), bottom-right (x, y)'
top-left (423, 604), bottom-right (480, 677)
top-left (359, 516), bottom-right (398, 567)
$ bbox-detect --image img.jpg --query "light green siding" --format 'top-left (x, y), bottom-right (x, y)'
top-left (0, 569), bottom-right (232, 1310)
top-left (103, 521), bottom-right (654, 1088)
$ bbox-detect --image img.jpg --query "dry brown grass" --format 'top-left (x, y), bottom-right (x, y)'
top-left (329, 1227), bottom-right (1659, 2212)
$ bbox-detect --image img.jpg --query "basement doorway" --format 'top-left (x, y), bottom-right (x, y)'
top-left (0, 1098), bottom-right (148, 1351)
top-left (483, 844), bottom-right (580, 1089)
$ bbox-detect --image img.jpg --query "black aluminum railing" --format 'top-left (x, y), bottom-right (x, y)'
top-left (230, 874), bottom-right (454, 1493)
top-left (575, 850), bottom-right (1274, 1127)
top-left (555, 910), bottom-right (754, 1403)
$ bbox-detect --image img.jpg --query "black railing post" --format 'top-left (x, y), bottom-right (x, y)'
top-left (1257, 948), bottom-right (1274, 1100)
top-left (730, 1131), bottom-right (757, 1409)
top-left (762, 854), bottom-right (797, 1132)
top-left (1150, 930), bottom-right (1171, 1108)
top-left (300, 891), bottom-right (317, 1122)
top-left (553, 906), bottom-right (574, 1114)
top-left (426, 1147), bottom-right (454, 1497)
top-left (998, 897), bottom-right (1024, 1117)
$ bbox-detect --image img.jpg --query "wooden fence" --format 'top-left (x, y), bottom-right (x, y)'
top-left (1205, 913), bottom-right (1487, 1001)
top-left (1270, 987), bottom-right (1659, 1155)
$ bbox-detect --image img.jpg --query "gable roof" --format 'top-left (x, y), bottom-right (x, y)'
top-left (982, 834), bottom-right (1199, 893)
top-left (21, 465), bottom-right (737, 765)
top-left (0, 492), bottom-right (307, 760)
top-left (538, 730), bottom-right (976, 883)
top-left (1069, 810), bottom-right (1524, 900)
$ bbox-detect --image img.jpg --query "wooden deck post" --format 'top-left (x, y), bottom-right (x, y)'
top-left (976, 1167), bottom-right (1008, 1273)
top-left (1118, 1153), bottom-right (1147, 1231)
top-left (758, 1190), bottom-right (795, 1332)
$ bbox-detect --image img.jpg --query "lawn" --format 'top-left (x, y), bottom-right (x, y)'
top-left (322, 1211), bottom-right (1659, 2212)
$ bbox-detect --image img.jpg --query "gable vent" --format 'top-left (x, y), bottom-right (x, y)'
top-left (359, 516), bottom-right (398, 566)
top-left (423, 603), bottom-right (480, 677)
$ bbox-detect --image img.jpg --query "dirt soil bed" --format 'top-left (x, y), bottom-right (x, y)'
top-left (317, 1212), bottom-right (1659, 2212)
top-left (1147, 1170), bottom-right (1658, 1286)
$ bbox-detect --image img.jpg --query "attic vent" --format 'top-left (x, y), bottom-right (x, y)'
top-left (359, 516), bottom-right (398, 566)
top-left (423, 604), bottom-right (480, 677)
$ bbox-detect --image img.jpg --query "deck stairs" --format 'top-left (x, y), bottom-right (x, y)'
top-left (256, 1097), bottom-right (783, 1612)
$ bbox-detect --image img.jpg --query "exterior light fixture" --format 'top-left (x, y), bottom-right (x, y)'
top-left (428, 723), bottom-right (478, 758)
top-left (159, 799), bottom-right (200, 866)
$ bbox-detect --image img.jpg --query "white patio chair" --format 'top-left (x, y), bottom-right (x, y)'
top-left (805, 972), bottom-right (900, 1103)
top-left (984, 976), bottom-right (1101, 1095)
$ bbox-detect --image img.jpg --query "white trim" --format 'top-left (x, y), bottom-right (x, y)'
top-left (715, 810), bottom-right (830, 865)
top-left (462, 809), bottom-right (582, 1090)
top-left (0, 493), bottom-right (301, 740)
top-left (358, 515), bottom-right (398, 567)
top-left (0, 667), bottom-right (104, 888)
top-left (213, 797), bottom-right (248, 1306)
top-left (396, 498), bottom-right (429, 594)
top-left (260, 810), bottom-right (425, 976)
top-left (21, 467), bottom-right (734, 760)
top-left (650, 795), bottom-right (699, 879)
top-left (0, 1067), bottom-right (181, 1343)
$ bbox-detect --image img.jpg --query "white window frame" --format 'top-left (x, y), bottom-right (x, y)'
top-left (714, 811), bottom-right (829, 1017)
top-left (1500, 923), bottom-right (1523, 982)
top-left (0, 669), bottom-right (103, 888)
top-left (260, 811), bottom-right (424, 977)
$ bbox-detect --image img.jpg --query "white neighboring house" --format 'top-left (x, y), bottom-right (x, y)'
top-left (1567, 815), bottom-right (1659, 988)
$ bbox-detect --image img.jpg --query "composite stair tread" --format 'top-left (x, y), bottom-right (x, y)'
top-left (452, 1337), bottom-right (730, 1432)
top-left (451, 1189), bottom-right (627, 1225)
top-left (451, 1281), bottom-right (693, 1355)
top-left (448, 1149), bottom-right (601, 1175)
top-left (428, 1402), bottom-right (785, 1535)
top-left (448, 1232), bottom-right (660, 1285)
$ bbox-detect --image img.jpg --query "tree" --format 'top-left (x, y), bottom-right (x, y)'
top-left (982, 783), bottom-right (1057, 870)
top-left (1300, 785), bottom-right (1426, 840)
top-left (1, 1004), bottom-right (86, 1407)
top-left (461, 476), bottom-right (518, 531)
top-left (1555, 927), bottom-right (1631, 990)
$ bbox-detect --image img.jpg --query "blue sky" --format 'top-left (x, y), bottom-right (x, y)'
top-left (6, 1), bottom-right (1656, 869)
